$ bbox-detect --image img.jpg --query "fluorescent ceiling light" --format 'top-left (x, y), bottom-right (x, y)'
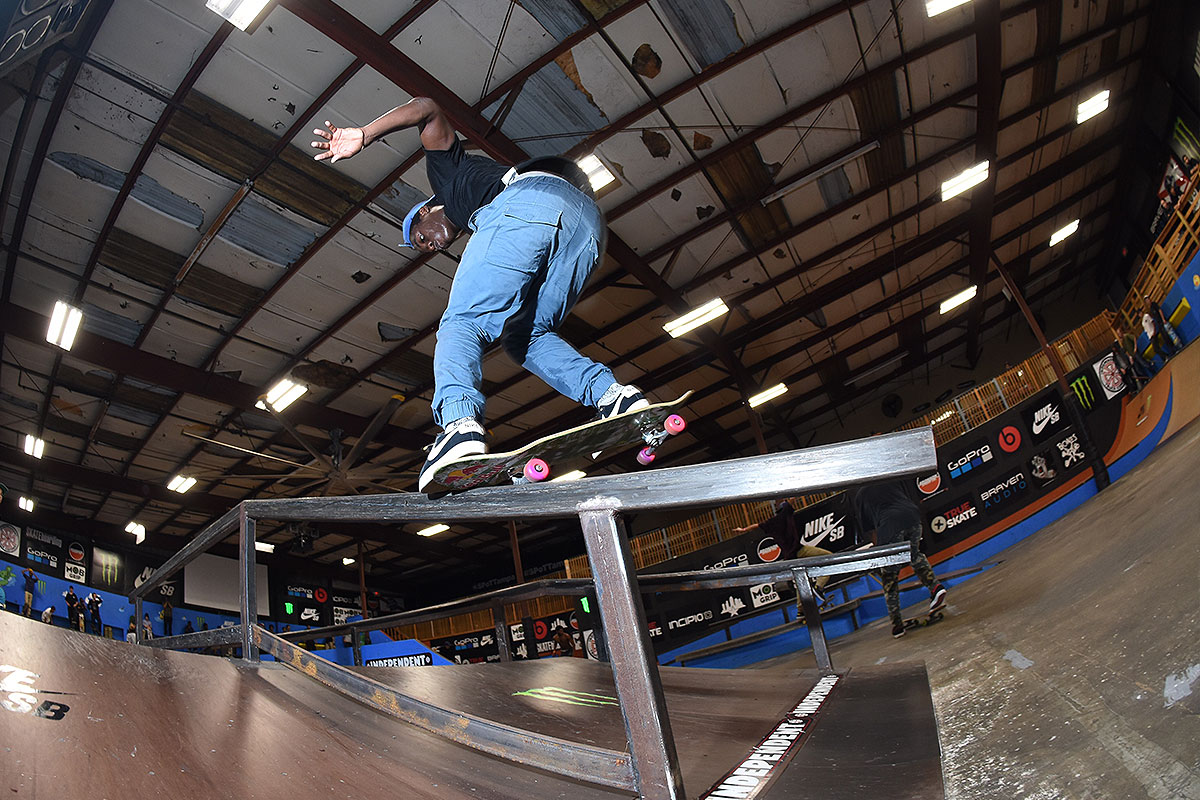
top-left (1076, 90), bottom-right (1110, 124)
top-left (46, 300), bottom-right (83, 351)
top-left (926, 0), bottom-right (971, 16)
top-left (748, 383), bottom-right (788, 408)
top-left (206, 0), bottom-right (271, 31)
top-left (577, 154), bottom-right (616, 192)
top-left (23, 434), bottom-right (45, 459)
top-left (342, 557), bottom-right (356, 566)
top-left (939, 285), bottom-right (978, 314)
top-left (417, 523), bottom-right (449, 537)
top-left (761, 141), bottom-right (880, 205)
top-left (256, 378), bottom-right (307, 412)
top-left (18, 496), bottom-right (35, 512)
top-left (255, 541), bottom-right (275, 553)
top-left (1049, 219), bottom-right (1080, 247)
top-left (664, 298), bottom-right (729, 337)
top-left (167, 475), bottom-right (197, 493)
top-left (940, 161), bottom-right (989, 201)
top-left (552, 470), bottom-right (587, 482)
top-left (126, 521), bottom-right (146, 544)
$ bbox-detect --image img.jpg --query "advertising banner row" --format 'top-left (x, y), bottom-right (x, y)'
top-left (625, 350), bottom-right (1129, 654)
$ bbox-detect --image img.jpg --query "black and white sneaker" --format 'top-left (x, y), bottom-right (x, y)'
top-left (891, 621), bottom-right (906, 638)
top-left (596, 383), bottom-right (649, 420)
top-left (418, 417), bottom-right (486, 491)
top-left (929, 583), bottom-right (948, 614)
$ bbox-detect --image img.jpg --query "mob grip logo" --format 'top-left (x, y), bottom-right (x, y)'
top-left (1, 665), bottom-right (70, 721)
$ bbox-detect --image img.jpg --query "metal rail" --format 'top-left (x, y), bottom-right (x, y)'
top-left (127, 427), bottom-right (937, 799)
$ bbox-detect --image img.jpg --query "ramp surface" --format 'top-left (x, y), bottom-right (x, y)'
top-left (1, 612), bottom-right (942, 798)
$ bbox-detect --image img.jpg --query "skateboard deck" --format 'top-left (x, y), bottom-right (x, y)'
top-left (903, 610), bottom-right (945, 631)
top-left (426, 391), bottom-right (692, 494)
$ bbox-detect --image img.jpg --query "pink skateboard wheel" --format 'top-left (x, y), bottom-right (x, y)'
top-left (524, 458), bottom-right (550, 482)
top-left (665, 414), bottom-right (686, 434)
top-left (637, 447), bottom-right (656, 466)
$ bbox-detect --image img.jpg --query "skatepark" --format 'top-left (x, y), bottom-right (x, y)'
top-left (3, 0), bottom-right (1200, 797)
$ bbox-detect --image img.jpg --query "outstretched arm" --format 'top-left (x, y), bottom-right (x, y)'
top-left (732, 522), bottom-right (762, 535)
top-left (311, 97), bottom-right (456, 162)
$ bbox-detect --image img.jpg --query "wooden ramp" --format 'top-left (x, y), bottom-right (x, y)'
top-left (0, 612), bottom-right (942, 798)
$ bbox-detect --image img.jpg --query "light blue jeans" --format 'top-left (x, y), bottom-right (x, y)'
top-left (432, 176), bottom-right (616, 426)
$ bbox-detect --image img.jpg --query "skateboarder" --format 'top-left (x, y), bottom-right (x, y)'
top-left (312, 98), bottom-right (646, 490)
top-left (851, 480), bottom-right (947, 638)
top-left (733, 501), bottom-right (834, 601)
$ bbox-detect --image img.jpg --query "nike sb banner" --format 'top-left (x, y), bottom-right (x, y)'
top-left (1020, 389), bottom-right (1069, 445)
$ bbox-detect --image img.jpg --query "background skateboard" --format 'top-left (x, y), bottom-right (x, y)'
top-left (426, 391), bottom-right (692, 493)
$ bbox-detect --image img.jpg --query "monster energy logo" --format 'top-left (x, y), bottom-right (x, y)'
top-left (95, 550), bottom-right (120, 586)
top-left (512, 687), bottom-right (619, 707)
top-left (1070, 375), bottom-right (1096, 411)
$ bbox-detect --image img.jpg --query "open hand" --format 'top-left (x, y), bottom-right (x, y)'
top-left (311, 121), bottom-right (364, 163)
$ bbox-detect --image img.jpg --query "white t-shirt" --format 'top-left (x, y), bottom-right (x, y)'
top-left (40, 608), bottom-right (53, 624)
top-left (1143, 312), bottom-right (1157, 338)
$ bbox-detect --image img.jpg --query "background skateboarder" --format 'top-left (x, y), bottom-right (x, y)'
top-left (852, 480), bottom-right (947, 638)
top-left (733, 501), bottom-right (833, 601)
top-left (312, 98), bottom-right (646, 490)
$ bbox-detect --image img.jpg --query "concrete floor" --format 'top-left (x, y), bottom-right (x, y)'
top-left (754, 418), bottom-right (1200, 800)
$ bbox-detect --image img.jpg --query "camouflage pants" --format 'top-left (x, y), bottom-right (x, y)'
top-left (879, 525), bottom-right (939, 625)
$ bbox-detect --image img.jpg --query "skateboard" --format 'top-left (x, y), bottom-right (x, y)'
top-left (426, 391), bottom-right (692, 493)
top-left (903, 610), bottom-right (945, 631)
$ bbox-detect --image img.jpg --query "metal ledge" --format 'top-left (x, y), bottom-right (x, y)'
top-left (252, 625), bottom-right (637, 791)
top-left (244, 428), bottom-right (936, 523)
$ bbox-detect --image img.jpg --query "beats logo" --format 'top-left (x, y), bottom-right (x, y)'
top-left (998, 426), bottom-right (1021, 453)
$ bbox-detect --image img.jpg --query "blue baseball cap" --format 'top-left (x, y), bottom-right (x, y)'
top-left (401, 197), bottom-right (434, 248)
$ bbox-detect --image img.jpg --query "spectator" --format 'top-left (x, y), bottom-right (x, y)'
top-left (62, 586), bottom-right (81, 632)
top-left (126, 621), bottom-right (137, 643)
top-left (852, 480), bottom-right (947, 638)
top-left (182, 620), bottom-right (195, 635)
top-left (142, 613), bottom-right (154, 640)
top-left (21, 567), bottom-right (36, 617)
top-left (1149, 298), bottom-right (1184, 350)
top-left (85, 592), bottom-right (104, 636)
top-left (162, 599), bottom-right (173, 637)
top-left (1142, 298), bottom-right (1178, 362)
top-left (552, 627), bottom-right (578, 658)
top-left (40, 605), bottom-right (55, 625)
top-left (1110, 342), bottom-right (1144, 393)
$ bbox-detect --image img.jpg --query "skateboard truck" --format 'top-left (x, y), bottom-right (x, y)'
top-left (635, 414), bottom-right (686, 465)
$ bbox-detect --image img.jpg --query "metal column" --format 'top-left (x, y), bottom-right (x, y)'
top-left (239, 505), bottom-right (259, 661)
top-left (578, 504), bottom-right (684, 800)
top-left (793, 566), bottom-right (833, 674)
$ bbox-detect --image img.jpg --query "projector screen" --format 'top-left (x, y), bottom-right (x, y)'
top-left (184, 553), bottom-right (270, 615)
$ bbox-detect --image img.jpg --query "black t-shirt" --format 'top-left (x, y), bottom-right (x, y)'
top-left (758, 504), bottom-right (800, 559)
top-left (852, 481), bottom-right (922, 542)
top-left (424, 138), bottom-right (508, 232)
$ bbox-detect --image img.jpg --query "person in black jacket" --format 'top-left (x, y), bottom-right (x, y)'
top-left (852, 480), bottom-right (947, 638)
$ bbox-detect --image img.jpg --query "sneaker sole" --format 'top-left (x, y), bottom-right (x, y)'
top-left (419, 440), bottom-right (486, 490)
top-left (930, 588), bottom-right (947, 613)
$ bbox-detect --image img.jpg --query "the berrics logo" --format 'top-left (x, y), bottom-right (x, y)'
top-left (721, 596), bottom-right (746, 618)
top-left (1070, 375), bottom-right (1096, 411)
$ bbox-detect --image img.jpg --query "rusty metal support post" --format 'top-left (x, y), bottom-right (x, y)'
top-left (134, 595), bottom-right (143, 644)
top-left (793, 566), bottom-right (833, 674)
top-left (493, 603), bottom-right (512, 662)
top-left (509, 520), bottom-right (524, 583)
top-left (578, 504), bottom-right (684, 800)
top-left (239, 505), bottom-right (259, 661)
